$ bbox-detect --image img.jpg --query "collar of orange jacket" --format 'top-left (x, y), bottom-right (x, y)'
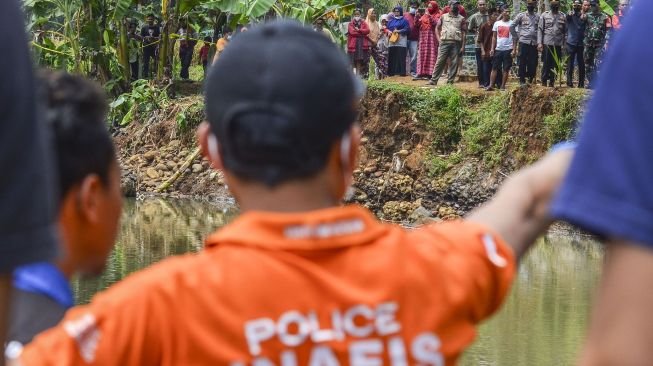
top-left (205, 205), bottom-right (390, 250)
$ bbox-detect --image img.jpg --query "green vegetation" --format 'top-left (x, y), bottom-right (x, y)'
top-left (23, 0), bottom-right (354, 95)
top-left (543, 89), bottom-right (586, 144)
top-left (367, 81), bottom-right (468, 153)
top-left (108, 79), bottom-right (169, 126)
top-left (366, 81), bottom-right (585, 174)
top-left (462, 93), bottom-right (512, 166)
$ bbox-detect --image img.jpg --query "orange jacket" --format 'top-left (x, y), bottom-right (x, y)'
top-left (21, 205), bottom-right (515, 365)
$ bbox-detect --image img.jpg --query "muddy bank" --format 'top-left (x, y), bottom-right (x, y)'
top-left (115, 80), bottom-right (586, 221)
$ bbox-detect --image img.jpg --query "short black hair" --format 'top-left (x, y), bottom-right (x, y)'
top-left (205, 21), bottom-right (359, 187)
top-left (146, 13), bottom-right (155, 18)
top-left (36, 71), bottom-right (116, 200)
top-left (204, 35), bottom-right (212, 42)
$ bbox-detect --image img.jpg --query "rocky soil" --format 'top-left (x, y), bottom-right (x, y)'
top-left (115, 82), bottom-right (583, 223)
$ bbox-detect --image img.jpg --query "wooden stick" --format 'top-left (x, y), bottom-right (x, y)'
top-left (155, 146), bottom-right (201, 193)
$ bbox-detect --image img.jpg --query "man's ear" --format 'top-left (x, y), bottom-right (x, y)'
top-left (77, 175), bottom-right (103, 224)
top-left (197, 121), bottom-right (224, 170)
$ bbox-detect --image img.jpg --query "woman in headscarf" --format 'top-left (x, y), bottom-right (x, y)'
top-left (386, 5), bottom-right (410, 76)
top-left (366, 8), bottom-right (387, 79)
top-left (415, 1), bottom-right (441, 80)
top-left (347, 8), bottom-right (371, 78)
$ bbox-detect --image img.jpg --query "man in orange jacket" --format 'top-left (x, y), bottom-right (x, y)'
top-left (14, 20), bottom-right (572, 365)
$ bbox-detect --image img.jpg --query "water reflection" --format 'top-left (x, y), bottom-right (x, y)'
top-left (73, 199), bottom-right (603, 365)
top-left (72, 198), bottom-right (236, 304)
top-left (462, 234), bottom-right (604, 366)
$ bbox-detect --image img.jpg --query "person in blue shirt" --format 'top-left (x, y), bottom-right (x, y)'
top-left (550, 1), bottom-right (653, 364)
top-left (565, 0), bottom-right (587, 88)
top-left (7, 71), bottom-right (123, 346)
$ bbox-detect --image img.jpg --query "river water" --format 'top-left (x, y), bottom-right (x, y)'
top-left (73, 198), bottom-right (603, 365)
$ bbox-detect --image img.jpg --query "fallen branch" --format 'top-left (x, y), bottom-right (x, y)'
top-left (155, 146), bottom-right (201, 193)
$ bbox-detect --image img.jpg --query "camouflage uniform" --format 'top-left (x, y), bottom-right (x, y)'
top-left (584, 11), bottom-right (608, 86)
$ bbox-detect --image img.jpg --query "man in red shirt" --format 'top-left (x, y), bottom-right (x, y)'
top-left (15, 21), bottom-right (572, 366)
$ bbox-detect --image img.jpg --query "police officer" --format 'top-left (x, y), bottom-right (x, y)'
top-left (511, 0), bottom-right (540, 85)
top-left (538, 0), bottom-right (567, 87)
top-left (584, 0), bottom-right (609, 88)
top-left (566, 0), bottom-right (586, 87)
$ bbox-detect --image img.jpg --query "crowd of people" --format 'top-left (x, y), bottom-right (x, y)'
top-left (2, 0), bottom-right (653, 364)
top-left (124, 15), bottom-right (247, 82)
top-left (342, 0), bottom-right (630, 89)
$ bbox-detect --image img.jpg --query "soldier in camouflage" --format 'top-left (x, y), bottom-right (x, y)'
top-left (584, 0), bottom-right (609, 87)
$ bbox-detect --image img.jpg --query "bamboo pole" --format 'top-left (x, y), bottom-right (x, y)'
top-left (155, 146), bottom-right (201, 193)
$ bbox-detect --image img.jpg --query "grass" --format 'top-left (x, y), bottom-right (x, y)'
top-left (366, 81), bottom-right (583, 172)
top-left (462, 93), bottom-right (512, 166)
top-left (367, 81), bottom-right (468, 153)
top-left (543, 89), bottom-right (586, 146)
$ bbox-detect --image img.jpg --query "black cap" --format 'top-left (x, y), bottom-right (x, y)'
top-left (589, 0), bottom-right (599, 5)
top-left (205, 20), bottom-right (364, 186)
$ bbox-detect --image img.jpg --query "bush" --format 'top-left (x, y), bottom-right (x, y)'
top-left (462, 93), bottom-right (511, 166)
top-left (543, 89), bottom-right (586, 146)
top-left (367, 81), bottom-right (468, 153)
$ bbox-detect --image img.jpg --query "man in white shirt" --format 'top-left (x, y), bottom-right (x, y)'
top-left (487, 5), bottom-right (517, 90)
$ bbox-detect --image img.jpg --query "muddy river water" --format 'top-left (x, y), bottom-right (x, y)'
top-left (73, 198), bottom-right (603, 365)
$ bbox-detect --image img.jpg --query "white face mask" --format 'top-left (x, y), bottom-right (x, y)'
top-left (409, 7), bottom-right (417, 14)
top-left (354, 16), bottom-right (361, 21)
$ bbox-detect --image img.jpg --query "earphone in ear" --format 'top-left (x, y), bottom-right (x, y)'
top-left (208, 134), bottom-right (220, 162)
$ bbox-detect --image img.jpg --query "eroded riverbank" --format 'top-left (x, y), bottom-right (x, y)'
top-left (115, 81), bottom-right (586, 222)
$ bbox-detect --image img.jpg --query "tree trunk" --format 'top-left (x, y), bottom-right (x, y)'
top-left (118, 21), bottom-right (131, 82)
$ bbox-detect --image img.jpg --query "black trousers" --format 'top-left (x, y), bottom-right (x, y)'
top-left (566, 43), bottom-right (585, 87)
top-left (179, 47), bottom-right (193, 80)
top-left (129, 61), bottom-right (139, 81)
top-left (387, 46), bottom-right (407, 76)
top-left (475, 48), bottom-right (484, 86)
top-left (541, 45), bottom-right (561, 86)
top-left (143, 46), bottom-right (157, 79)
top-left (518, 42), bottom-right (538, 84)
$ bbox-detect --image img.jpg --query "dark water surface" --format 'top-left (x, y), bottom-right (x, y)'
top-left (73, 198), bottom-right (603, 365)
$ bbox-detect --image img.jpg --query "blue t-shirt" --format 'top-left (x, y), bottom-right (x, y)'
top-left (550, 1), bottom-right (653, 247)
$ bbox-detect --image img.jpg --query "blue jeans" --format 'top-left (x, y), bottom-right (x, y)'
top-left (407, 40), bottom-right (418, 75)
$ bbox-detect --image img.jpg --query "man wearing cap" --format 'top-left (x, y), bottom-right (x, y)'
top-left (16, 21), bottom-right (573, 365)
top-left (565, 0), bottom-right (587, 88)
top-left (429, 0), bottom-right (468, 85)
top-left (511, 0), bottom-right (541, 85)
top-left (584, 0), bottom-right (608, 87)
top-left (468, 0), bottom-right (490, 88)
top-left (538, 0), bottom-right (567, 87)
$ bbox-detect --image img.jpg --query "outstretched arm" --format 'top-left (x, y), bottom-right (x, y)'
top-left (467, 149), bottom-right (573, 259)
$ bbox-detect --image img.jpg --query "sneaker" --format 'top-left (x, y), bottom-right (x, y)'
top-left (428, 80), bottom-right (437, 85)
top-left (477, 84), bottom-right (486, 89)
top-left (485, 86), bottom-right (494, 92)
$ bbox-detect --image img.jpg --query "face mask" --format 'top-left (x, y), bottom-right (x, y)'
top-left (395, 15), bottom-right (401, 19)
top-left (527, 5), bottom-right (535, 11)
top-left (354, 16), bottom-right (361, 21)
top-left (227, 35), bottom-right (232, 41)
top-left (409, 7), bottom-right (417, 14)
